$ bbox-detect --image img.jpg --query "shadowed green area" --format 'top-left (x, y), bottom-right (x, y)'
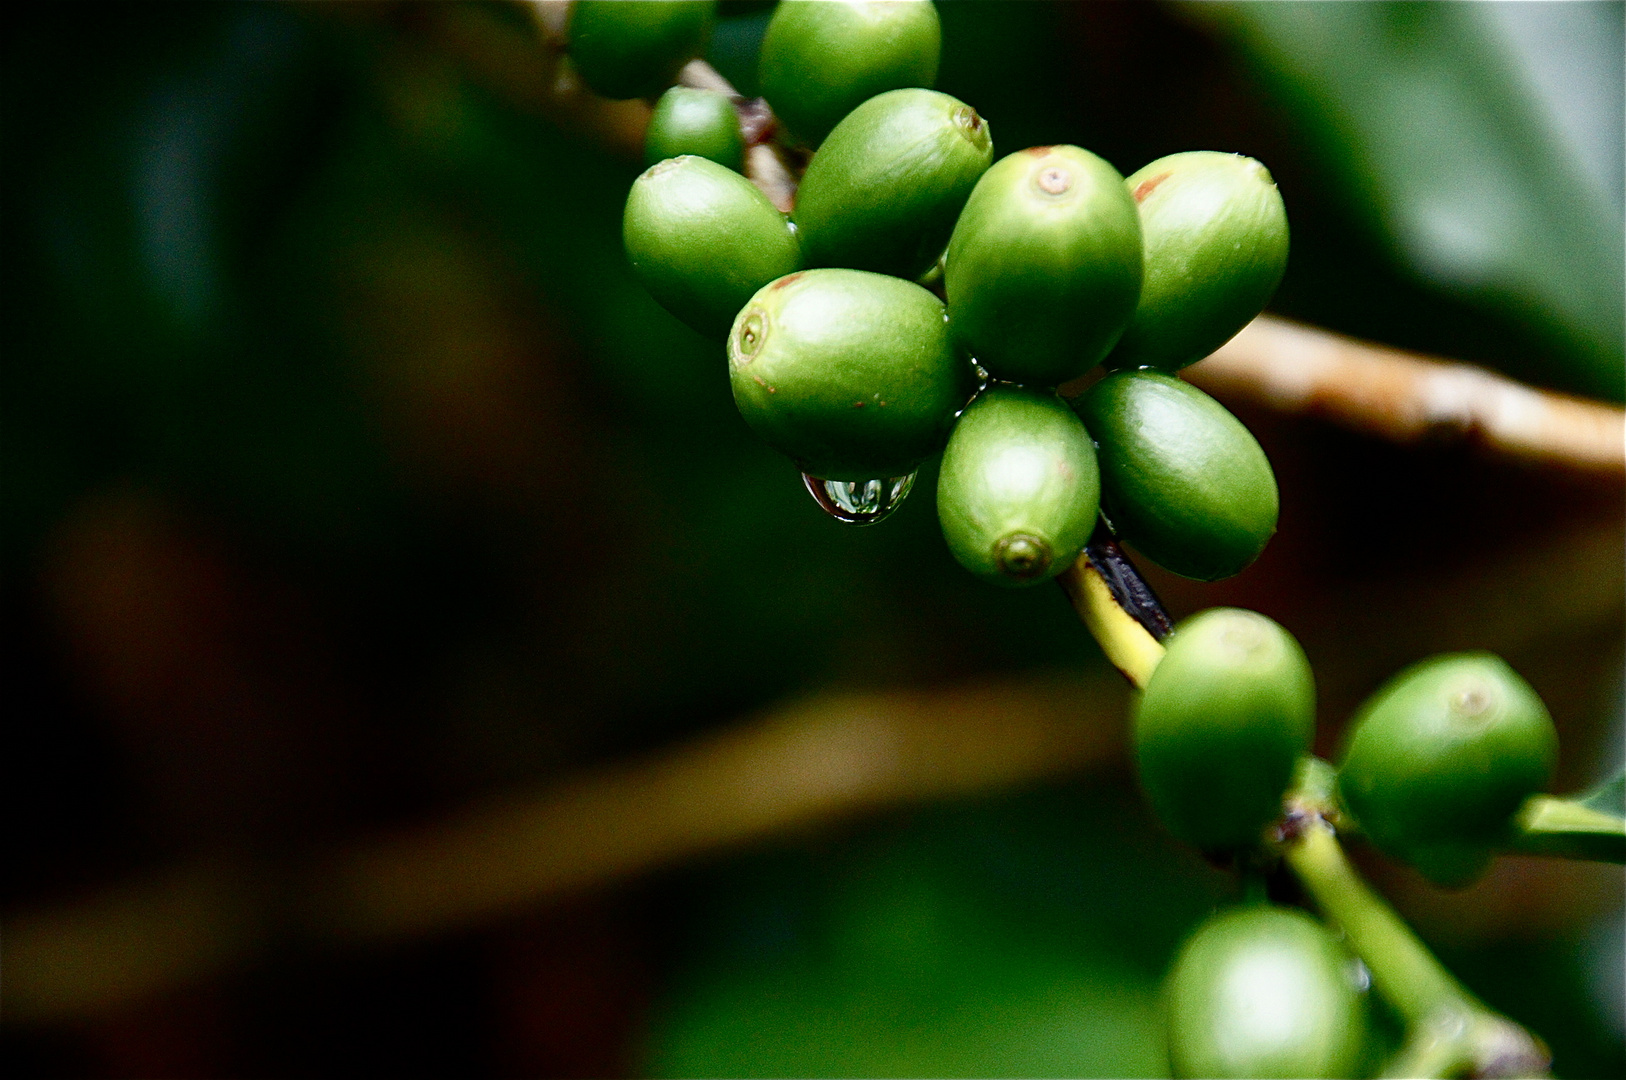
top-left (646, 779), bottom-right (1229, 1079)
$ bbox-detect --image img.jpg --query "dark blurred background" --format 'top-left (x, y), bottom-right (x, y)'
top-left (3, 2), bottom-right (1622, 1077)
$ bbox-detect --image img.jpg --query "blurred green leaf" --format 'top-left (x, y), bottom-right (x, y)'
top-left (647, 780), bottom-right (1234, 1078)
top-left (1578, 772), bottom-right (1626, 817)
top-left (1195, 0), bottom-right (1625, 400)
top-left (1510, 791), bottom-right (1626, 863)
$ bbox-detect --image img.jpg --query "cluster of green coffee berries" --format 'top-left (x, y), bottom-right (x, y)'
top-left (1140, 608), bottom-right (1563, 1076)
top-left (571, 4), bottom-right (1599, 1076)
top-left (602, 0), bottom-right (1287, 585)
top-left (1136, 611), bottom-right (1557, 873)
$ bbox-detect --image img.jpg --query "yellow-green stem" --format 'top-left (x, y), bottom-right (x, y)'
top-left (1285, 819), bottom-right (1472, 1025)
top-left (1285, 820), bottom-right (1550, 1078)
top-left (1056, 553), bottom-right (1164, 689)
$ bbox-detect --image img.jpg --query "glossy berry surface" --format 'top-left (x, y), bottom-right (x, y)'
top-left (645, 86), bottom-right (745, 171)
top-left (1076, 370), bottom-right (1277, 581)
top-left (1165, 905), bottom-right (1368, 1079)
top-left (1337, 652), bottom-right (1558, 886)
top-left (1134, 608), bottom-right (1315, 852)
top-left (945, 145), bottom-right (1142, 386)
top-left (793, 88), bottom-right (992, 280)
top-left (623, 156), bottom-right (801, 339)
top-left (1108, 151), bottom-right (1289, 371)
top-left (937, 386), bottom-right (1100, 587)
top-left (568, 0), bottom-right (716, 101)
top-left (728, 269), bottom-right (972, 481)
top-left (759, 0), bottom-right (941, 149)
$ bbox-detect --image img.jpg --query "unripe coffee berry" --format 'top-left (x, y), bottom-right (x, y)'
top-left (623, 156), bottom-right (802, 339)
top-left (645, 86), bottom-right (745, 171)
top-left (728, 269), bottom-right (972, 481)
top-left (568, 0), bottom-right (716, 101)
top-left (937, 387), bottom-right (1100, 587)
top-left (1337, 652), bottom-right (1558, 887)
top-left (1109, 151), bottom-right (1289, 371)
top-left (945, 145), bottom-right (1142, 386)
top-left (759, 0), bottom-right (942, 149)
top-left (1075, 370), bottom-right (1277, 581)
top-left (793, 88), bottom-right (992, 280)
top-left (1134, 608), bottom-right (1314, 852)
top-left (1164, 906), bottom-right (1368, 1079)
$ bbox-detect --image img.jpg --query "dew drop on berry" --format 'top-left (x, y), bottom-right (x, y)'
top-left (801, 471), bottom-right (917, 525)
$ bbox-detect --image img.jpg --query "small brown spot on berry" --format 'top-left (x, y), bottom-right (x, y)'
top-left (770, 272), bottom-right (804, 290)
top-left (1133, 172), bottom-right (1172, 203)
top-left (1024, 145), bottom-right (1054, 157)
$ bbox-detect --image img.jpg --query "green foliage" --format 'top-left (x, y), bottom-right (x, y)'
top-left (1511, 793), bottom-right (1626, 864)
top-left (646, 782), bottom-right (1230, 1078)
top-left (1196, 1), bottom-right (1625, 400)
top-left (1578, 772), bottom-right (1626, 818)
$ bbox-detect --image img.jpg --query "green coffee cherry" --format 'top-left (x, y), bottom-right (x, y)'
top-left (728, 269), bottom-right (971, 481)
top-left (1109, 151), bottom-right (1289, 371)
top-left (1134, 608), bottom-right (1315, 852)
top-left (1076, 371), bottom-right (1277, 581)
top-left (945, 146), bottom-right (1142, 386)
top-left (624, 155), bottom-right (802, 339)
top-left (645, 86), bottom-right (745, 171)
top-left (568, 0), bottom-right (716, 101)
top-left (937, 387), bottom-right (1100, 587)
top-left (793, 88), bottom-right (992, 280)
top-left (759, 0), bottom-right (942, 148)
top-left (1165, 906), bottom-right (1368, 1079)
top-left (1337, 653), bottom-right (1558, 887)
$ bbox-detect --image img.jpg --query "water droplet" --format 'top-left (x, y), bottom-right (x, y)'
top-left (1348, 958), bottom-right (1371, 993)
top-left (801, 471), bottom-right (917, 526)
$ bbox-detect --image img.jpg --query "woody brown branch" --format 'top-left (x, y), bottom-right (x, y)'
top-left (1187, 317), bottom-right (1625, 478)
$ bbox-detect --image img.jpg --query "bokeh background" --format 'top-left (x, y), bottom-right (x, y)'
top-left (3, 2), bottom-right (1622, 1076)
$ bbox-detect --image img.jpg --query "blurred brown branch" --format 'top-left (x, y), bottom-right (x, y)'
top-left (11, 493), bottom-right (1620, 1025)
top-left (9, 482), bottom-right (1617, 1028)
top-left (2, 670), bottom-right (1126, 1026)
top-left (1186, 316), bottom-right (1625, 478)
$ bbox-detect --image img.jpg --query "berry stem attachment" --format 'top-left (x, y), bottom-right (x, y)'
top-left (1056, 525), bottom-right (1170, 689)
top-left (1283, 818), bottom-right (1550, 1079)
top-left (675, 59), bottom-right (801, 211)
